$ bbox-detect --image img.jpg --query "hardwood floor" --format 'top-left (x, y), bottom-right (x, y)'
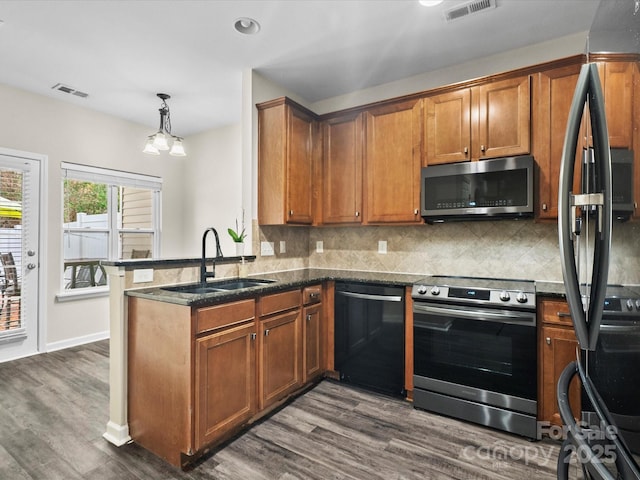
top-left (0, 341), bottom-right (581, 479)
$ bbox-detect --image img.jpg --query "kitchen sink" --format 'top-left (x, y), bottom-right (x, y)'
top-left (212, 278), bottom-right (275, 290)
top-left (161, 278), bottom-right (275, 294)
top-left (161, 283), bottom-right (224, 294)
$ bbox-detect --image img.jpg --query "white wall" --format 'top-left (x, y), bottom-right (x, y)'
top-left (182, 123), bottom-right (244, 257)
top-left (0, 83), bottom-right (187, 347)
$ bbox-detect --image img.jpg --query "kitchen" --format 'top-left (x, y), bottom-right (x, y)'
top-left (0, 0), bottom-right (638, 478)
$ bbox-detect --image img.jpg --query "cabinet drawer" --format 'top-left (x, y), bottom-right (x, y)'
top-left (258, 289), bottom-right (301, 317)
top-left (541, 299), bottom-right (572, 326)
top-left (303, 285), bottom-right (322, 305)
top-left (196, 299), bottom-right (255, 334)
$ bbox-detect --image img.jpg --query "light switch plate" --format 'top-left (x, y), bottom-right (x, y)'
top-left (280, 240), bottom-right (286, 253)
top-left (133, 268), bottom-right (154, 283)
top-left (378, 240), bottom-right (387, 254)
top-left (261, 241), bottom-right (275, 256)
top-left (316, 241), bottom-right (323, 253)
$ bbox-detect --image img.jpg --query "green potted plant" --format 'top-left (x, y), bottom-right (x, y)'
top-left (228, 210), bottom-right (247, 256)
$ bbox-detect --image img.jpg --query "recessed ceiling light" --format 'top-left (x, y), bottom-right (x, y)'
top-left (234, 17), bottom-right (260, 35)
top-left (419, 0), bottom-right (444, 6)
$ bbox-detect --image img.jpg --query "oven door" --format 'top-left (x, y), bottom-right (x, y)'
top-left (413, 302), bottom-right (537, 406)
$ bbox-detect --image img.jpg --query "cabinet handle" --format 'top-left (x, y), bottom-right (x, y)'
top-left (264, 329), bottom-right (270, 336)
top-left (307, 314), bottom-right (312, 321)
top-left (464, 147), bottom-right (468, 154)
top-left (355, 211), bottom-right (360, 217)
top-left (557, 312), bottom-right (571, 318)
top-left (250, 332), bottom-right (257, 340)
top-left (542, 203), bottom-right (548, 212)
top-left (309, 292), bottom-right (320, 299)
top-left (289, 210), bottom-right (294, 216)
top-left (480, 145), bottom-right (485, 153)
top-left (414, 209), bottom-right (419, 215)
top-left (546, 337), bottom-right (551, 345)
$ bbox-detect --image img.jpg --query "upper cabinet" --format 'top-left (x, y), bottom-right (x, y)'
top-left (424, 75), bottom-right (531, 165)
top-left (597, 61), bottom-right (634, 148)
top-left (322, 113), bottom-right (363, 225)
top-left (533, 60), bottom-right (584, 220)
top-left (257, 97), bottom-right (317, 225)
top-left (364, 98), bottom-right (423, 224)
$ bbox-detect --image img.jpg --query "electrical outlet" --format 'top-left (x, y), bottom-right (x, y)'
top-left (316, 240), bottom-right (323, 253)
top-left (261, 241), bottom-right (275, 256)
top-left (280, 240), bottom-right (286, 253)
top-left (378, 240), bottom-right (387, 254)
top-left (133, 268), bottom-right (154, 283)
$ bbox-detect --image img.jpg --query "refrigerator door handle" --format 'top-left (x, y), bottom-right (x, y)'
top-left (558, 63), bottom-right (612, 352)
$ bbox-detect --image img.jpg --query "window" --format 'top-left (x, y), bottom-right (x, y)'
top-left (61, 163), bottom-right (162, 291)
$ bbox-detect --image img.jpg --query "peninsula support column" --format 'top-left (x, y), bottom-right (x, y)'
top-left (102, 265), bottom-right (132, 446)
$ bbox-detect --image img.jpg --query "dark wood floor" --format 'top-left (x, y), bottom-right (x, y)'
top-left (0, 341), bottom-right (582, 479)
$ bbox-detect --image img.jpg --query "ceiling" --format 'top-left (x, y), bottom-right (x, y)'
top-left (0, 0), bottom-right (619, 136)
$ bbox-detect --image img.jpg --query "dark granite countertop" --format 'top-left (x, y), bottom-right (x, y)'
top-left (125, 268), bottom-right (425, 307)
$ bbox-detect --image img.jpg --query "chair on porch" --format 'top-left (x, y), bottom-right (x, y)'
top-left (0, 252), bottom-right (21, 328)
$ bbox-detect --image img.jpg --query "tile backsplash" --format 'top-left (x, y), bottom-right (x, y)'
top-left (253, 220), bottom-right (640, 285)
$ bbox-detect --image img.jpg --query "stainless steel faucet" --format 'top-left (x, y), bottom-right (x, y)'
top-left (201, 227), bottom-right (223, 283)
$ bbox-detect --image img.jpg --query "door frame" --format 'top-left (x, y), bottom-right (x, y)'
top-left (0, 147), bottom-right (48, 358)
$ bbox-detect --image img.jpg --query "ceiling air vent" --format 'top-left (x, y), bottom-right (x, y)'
top-left (444, 0), bottom-right (496, 22)
top-left (51, 83), bottom-right (89, 98)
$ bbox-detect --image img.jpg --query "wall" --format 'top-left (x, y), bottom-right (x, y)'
top-left (0, 83), bottom-right (188, 348)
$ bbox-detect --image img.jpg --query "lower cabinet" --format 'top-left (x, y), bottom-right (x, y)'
top-left (128, 285), bottom-right (325, 468)
top-left (195, 321), bottom-right (256, 451)
top-left (303, 284), bottom-right (323, 382)
top-left (538, 298), bottom-right (581, 427)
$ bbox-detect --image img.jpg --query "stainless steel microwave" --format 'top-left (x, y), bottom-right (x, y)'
top-left (421, 155), bottom-right (534, 223)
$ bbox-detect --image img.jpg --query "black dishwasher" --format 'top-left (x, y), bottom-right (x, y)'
top-left (334, 281), bottom-right (405, 398)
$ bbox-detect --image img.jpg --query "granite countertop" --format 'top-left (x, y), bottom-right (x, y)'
top-left (125, 268), bottom-right (426, 307)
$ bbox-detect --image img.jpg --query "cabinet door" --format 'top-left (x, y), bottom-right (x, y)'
top-left (599, 61), bottom-right (634, 148)
top-left (303, 302), bottom-right (322, 382)
top-left (539, 324), bottom-right (580, 427)
top-left (287, 106), bottom-right (315, 224)
top-left (534, 63), bottom-right (583, 219)
top-left (364, 99), bottom-right (422, 223)
top-left (424, 89), bottom-right (471, 165)
top-left (259, 309), bottom-right (302, 409)
top-left (474, 75), bottom-right (531, 159)
top-left (195, 322), bottom-right (256, 450)
top-left (258, 98), bottom-right (315, 225)
top-left (322, 113), bottom-right (363, 224)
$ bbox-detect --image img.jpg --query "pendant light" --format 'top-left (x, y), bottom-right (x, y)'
top-left (143, 93), bottom-right (186, 156)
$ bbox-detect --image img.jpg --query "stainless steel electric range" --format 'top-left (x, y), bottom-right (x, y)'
top-left (411, 276), bottom-right (537, 438)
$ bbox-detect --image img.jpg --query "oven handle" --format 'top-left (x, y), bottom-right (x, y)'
top-left (336, 291), bottom-right (403, 302)
top-left (599, 323), bottom-right (640, 334)
top-left (413, 303), bottom-right (536, 326)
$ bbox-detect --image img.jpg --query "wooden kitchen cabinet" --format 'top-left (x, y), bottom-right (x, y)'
top-left (424, 75), bottom-right (531, 165)
top-left (257, 97), bottom-right (317, 225)
top-left (364, 98), bottom-right (423, 223)
top-left (322, 113), bottom-right (363, 224)
top-left (538, 298), bottom-right (581, 427)
top-left (128, 296), bottom-right (257, 467)
top-left (597, 61), bottom-right (635, 149)
top-left (258, 289), bottom-right (302, 410)
top-left (302, 284), bottom-right (323, 382)
top-left (533, 60), bottom-right (584, 220)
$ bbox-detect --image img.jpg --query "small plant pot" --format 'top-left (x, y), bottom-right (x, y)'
top-left (235, 242), bottom-right (245, 257)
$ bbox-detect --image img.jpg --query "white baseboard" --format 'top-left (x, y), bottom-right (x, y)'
top-left (46, 330), bottom-right (110, 353)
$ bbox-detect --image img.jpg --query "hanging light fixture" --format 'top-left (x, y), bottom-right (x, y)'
top-left (143, 93), bottom-right (186, 156)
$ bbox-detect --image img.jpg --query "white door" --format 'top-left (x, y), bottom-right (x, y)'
top-left (0, 150), bottom-right (42, 362)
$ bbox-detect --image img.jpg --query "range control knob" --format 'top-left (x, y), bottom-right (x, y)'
top-left (627, 299), bottom-right (634, 311)
top-left (499, 291), bottom-right (511, 302)
top-left (516, 292), bottom-right (528, 304)
top-left (417, 285), bottom-right (427, 295)
top-left (635, 300), bottom-right (640, 311)
top-left (430, 286), bottom-right (441, 296)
